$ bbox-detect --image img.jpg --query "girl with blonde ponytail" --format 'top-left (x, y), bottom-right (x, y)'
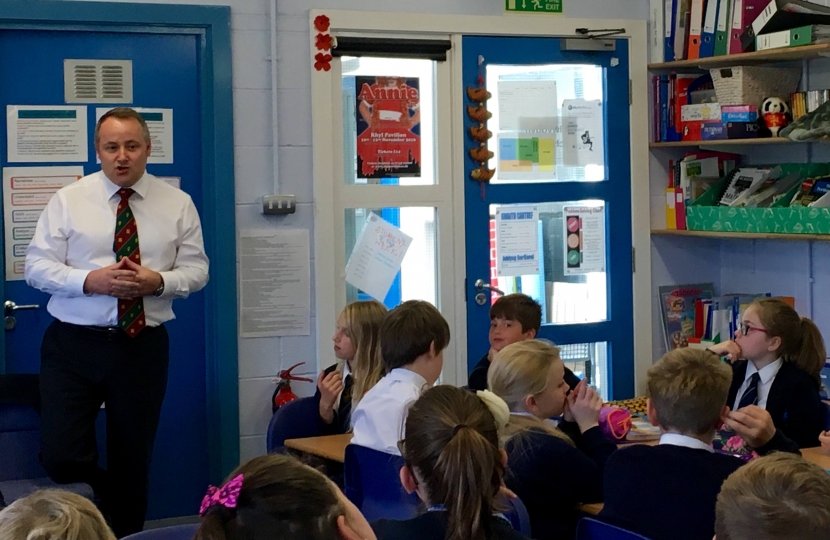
top-left (488, 340), bottom-right (616, 540)
top-left (371, 385), bottom-right (528, 540)
top-left (708, 298), bottom-right (827, 451)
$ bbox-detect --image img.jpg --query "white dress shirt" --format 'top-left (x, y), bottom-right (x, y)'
top-left (25, 171), bottom-right (209, 327)
top-left (350, 367), bottom-right (429, 455)
top-left (659, 432), bottom-right (714, 452)
top-left (732, 358), bottom-right (783, 411)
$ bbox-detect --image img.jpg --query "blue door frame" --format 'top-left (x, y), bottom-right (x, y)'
top-left (0, 0), bottom-right (238, 484)
top-left (463, 36), bottom-right (634, 399)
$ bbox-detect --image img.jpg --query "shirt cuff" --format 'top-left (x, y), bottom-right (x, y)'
top-left (158, 271), bottom-right (176, 298)
top-left (66, 269), bottom-right (92, 296)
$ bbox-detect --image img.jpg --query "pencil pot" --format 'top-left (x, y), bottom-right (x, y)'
top-left (710, 66), bottom-right (801, 108)
top-left (598, 406), bottom-right (631, 442)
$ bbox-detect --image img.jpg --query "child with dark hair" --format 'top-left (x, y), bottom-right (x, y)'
top-left (194, 453), bottom-right (375, 540)
top-left (468, 293), bottom-right (579, 392)
top-left (709, 298), bottom-right (826, 452)
top-left (351, 300), bottom-right (450, 455)
top-left (372, 385), bottom-right (527, 540)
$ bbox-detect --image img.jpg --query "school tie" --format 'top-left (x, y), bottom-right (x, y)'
top-left (114, 188), bottom-right (146, 337)
top-left (338, 374), bottom-right (354, 421)
top-left (737, 372), bottom-right (761, 410)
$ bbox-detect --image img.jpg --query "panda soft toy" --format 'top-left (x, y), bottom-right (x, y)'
top-left (761, 97), bottom-right (790, 137)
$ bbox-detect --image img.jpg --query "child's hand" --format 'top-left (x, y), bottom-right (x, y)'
top-left (567, 380), bottom-right (602, 433)
top-left (819, 430), bottom-right (830, 455)
top-left (317, 369), bottom-right (344, 420)
top-left (707, 341), bottom-right (742, 363)
top-left (334, 484), bottom-right (376, 540)
top-left (723, 405), bottom-right (776, 448)
top-left (487, 347), bottom-right (497, 361)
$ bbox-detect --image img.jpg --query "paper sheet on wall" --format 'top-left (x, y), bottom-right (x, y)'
top-left (3, 166), bottom-right (84, 281)
top-left (96, 107), bottom-right (174, 164)
top-left (495, 205), bottom-right (540, 277)
top-left (7, 106), bottom-right (88, 162)
top-left (563, 205), bottom-right (606, 275)
top-left (497, 81), bottom-right (558, 131)
top-left (562, 99), bottom-right (604, 167)
top-left (497, 133), bottom-right (557, 181)
top-left (239, 229), bottom-right (311, 337)
top-left (345, 212), bottom-right (413, 302)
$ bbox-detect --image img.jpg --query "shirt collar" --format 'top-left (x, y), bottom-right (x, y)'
top-left (388, 367), bottom-right (428, 388)
top-left (101, 170), bottom-right (151, 201)
top-left (342, 361), bottom-right (352, 379)
top-left (659, 432), bottom-right (714, 452)
top-left (745, 357), bottom-right (783, 385)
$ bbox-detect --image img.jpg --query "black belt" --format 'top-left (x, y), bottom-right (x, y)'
top-left (59, 321), bottom-right (162, 335)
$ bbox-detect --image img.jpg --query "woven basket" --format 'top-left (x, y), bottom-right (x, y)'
top-left (710, 66), bottom-right (801, 107)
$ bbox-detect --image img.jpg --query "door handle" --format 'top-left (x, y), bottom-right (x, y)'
top-left (4, 300), bottom-right (39, 316)
top-left (474, 279), bottom-right (505, 296)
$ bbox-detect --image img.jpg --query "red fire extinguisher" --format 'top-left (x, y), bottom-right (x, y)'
top-left (271, 362), bottom-right (314, 413)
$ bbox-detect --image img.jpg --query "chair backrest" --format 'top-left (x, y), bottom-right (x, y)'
top-left (0, 404), bottom-right (49, 481)
top-left (576, 517), bottom-right (653, 540)
top-left (500, 495), bottom-right (532, 536)
top-left (122, 523), bottom-right (200, 540)
top-left (265, 397), bottom-right (321, 452)
top-left (343, 444), bottom-right (420, 522)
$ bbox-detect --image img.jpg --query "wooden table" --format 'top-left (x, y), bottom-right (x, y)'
top-left (579, 446), bottom-right (830, 516)
top-left (284, 433), bottom-right (352, 462)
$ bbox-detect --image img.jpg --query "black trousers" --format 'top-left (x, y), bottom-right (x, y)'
top-left (39, 320), bottom-right (169, 538)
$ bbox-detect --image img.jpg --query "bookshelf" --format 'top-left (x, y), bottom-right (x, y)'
top-left (649, 138), bottom-right (798, 148)
top-left (648, 43), bottom-right (830, 70)
top-left (651, 229), bottom-right (830, 242)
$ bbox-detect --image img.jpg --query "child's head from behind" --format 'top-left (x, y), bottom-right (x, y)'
top-left (0, 489), bottom-right (115, 540)
top-left (715, 453), bottom-right (830, 540)
top-left (488, 340), bottom-right (568, 419)
top-left (646, 348), bottom-right (732, 436)
top-left (380, 300), bottom-right (450, 383)
top-left (489, 294), bottom-right (541, 353)
top-left (738, 298), bottom-right (826, 385)
top-left (400, 385), bottom-right (508, 540)
top-left (195, 453), bottom-right (372, 540)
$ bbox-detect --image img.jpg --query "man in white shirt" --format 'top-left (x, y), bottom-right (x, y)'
top-left (25, 108), bottom-right (209, 537)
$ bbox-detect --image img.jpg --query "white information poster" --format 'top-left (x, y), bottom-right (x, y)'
top-left (562, 99), bottom-right (605, 167)
top-left (96, 107), bottom-right (174, 164)
top-left (3, 166), bottom-right (84, 281)
top-left (495, 205), bottom-right (540, 277)
top-left (497, 81), bottom-right (558, 131)
top-left (563, 205), bottom-right (606, 275)
top-left (239, 229), bottom-right (311, 337)
top-left (7, 106), bottom-right (88, 163)
top-left (345, 212), bottom-right (413, 302)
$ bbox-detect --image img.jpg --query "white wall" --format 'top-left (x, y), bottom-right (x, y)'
top-left (60, 0), bottom-right (649, 463)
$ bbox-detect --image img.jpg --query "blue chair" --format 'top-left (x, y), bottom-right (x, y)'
top-left (500, 494), bottom-right (532, 536)
top-left (122, 523), bottom-right (199, 540)
top-left (576, 517), bottom-right (653, 540)
top-left (343, 444), bottom-right (420, 521)
top-left (265, 397), bottom-right (321, 452)
top-left (0, 404), bottom-right (93, 504)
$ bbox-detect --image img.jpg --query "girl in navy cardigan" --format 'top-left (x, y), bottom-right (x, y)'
top-left (709, 298), bottom-right (826, 452)
top-left (314, 300), bottom-right (387, 434)
top-left (372, 385), bottom-right (528, 540)
top-left (488, 340), bottom-right (616, 540)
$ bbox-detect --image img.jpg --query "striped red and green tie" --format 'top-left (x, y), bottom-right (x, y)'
top-left (114, 187), bottom-right (145, 337)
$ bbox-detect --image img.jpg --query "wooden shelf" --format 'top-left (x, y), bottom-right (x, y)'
top-left (650, 138), bottom-right (797, 148)
top-left (648, 43), bottom-right (830, 70)
top-left (651, 229), bottom-right (830, 241)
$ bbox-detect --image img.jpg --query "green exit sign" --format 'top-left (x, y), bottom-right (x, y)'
top-left (505, 0), bottom-right (563, 13)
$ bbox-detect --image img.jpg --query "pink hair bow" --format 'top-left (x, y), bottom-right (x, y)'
top-left (199, 474), bottom-right (244, 516)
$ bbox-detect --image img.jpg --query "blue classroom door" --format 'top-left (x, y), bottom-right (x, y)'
top-left (463, 36), bottom-right (635, 399)
top-left (0, 29), bottom-right (207, 519)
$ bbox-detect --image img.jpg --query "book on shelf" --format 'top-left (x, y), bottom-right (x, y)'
top-left (718, 166), bottom-right (781, 205)
top-left (743, 0), bottom-right (830, 52)
top-left (736, 171), bottom-right (802, 206)
top-left (659, 283), bottom-right (715, 350)
top-left (756, 23), bottom-right (830, 49)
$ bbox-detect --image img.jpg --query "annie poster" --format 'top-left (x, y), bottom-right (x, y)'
top-left (355, 76), bottom-right (421, 179)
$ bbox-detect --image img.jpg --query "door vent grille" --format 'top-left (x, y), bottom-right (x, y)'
top-left (64, 60), bottom-right (133, 104)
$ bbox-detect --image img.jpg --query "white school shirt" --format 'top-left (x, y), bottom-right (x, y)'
top-left (659, 432), bottom-right (714, 452)
top-left (732, 358), bottom-right (783, 411)
top-left (350, 367), bottom-right (429, 455)
top-left (25, 171), bottom-right (209, 327)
